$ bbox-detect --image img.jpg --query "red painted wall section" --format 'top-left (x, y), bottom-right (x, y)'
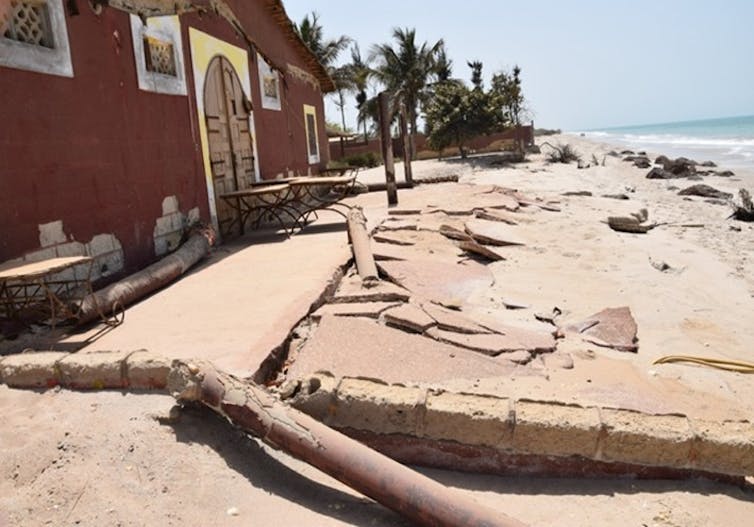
top-left (0, 2), bottom-right (331, 270)
top-left (1, 8), bottom-right (206, 271)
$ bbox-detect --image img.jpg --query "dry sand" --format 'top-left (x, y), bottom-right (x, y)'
top-left (2, 134), bottom-right (754, 526)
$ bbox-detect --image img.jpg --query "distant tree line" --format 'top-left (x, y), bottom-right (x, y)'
top-left (293, 12), bottom-right (529, 158)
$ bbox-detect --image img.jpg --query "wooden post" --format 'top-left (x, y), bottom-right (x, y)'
top-left (399, 104), bottom-right (414, 187)
top-left (378, 91), bottom-right (398, 205)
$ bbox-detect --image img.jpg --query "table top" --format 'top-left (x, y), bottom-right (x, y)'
top-left (289, 175), bottom-right (356, 186)
top-left (0, 256), bottom-right (92, 281)
top-left (220, 184), bottom-right (292, 199)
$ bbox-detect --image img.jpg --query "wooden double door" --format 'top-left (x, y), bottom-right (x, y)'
top-left (204, 56), bottom-right (256, 234)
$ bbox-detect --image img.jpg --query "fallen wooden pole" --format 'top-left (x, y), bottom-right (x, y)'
top-left (77, 230), bottom-right (213, 325)
top-left (347, 206), bottom-right (379, 284)
top-left (168, 360), bottom-right (527, 527)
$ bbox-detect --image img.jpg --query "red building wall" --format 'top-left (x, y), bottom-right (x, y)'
top-left (0, 3), bottom-right (330, 272)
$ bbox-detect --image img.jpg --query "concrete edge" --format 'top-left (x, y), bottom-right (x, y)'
top-left (0, 350), bottom-right (170, 391)
top-left (285, 373), bottom-right (754, 478)
top-left (1, 353), bottom-right (751, 478)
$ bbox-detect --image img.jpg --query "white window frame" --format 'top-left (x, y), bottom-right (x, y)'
top-left (257, 53), bottom-right (281, 111)
top-left (0, 0), bottom-right (73, 77)
top-left (129, 14), bottom-right (187, 96)
top-left (303, 104), bottom-right (320, 165)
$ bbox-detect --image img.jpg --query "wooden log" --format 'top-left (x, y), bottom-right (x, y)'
top-left (77, 231), bottom-right (212, 325)
top-left (167, 360), bottom-right (526, 527)
top-left (347, 206), bottom-right (379, 284)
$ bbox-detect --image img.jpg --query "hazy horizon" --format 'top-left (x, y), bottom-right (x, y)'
top-left (282, 0), bottom-right (754, 132)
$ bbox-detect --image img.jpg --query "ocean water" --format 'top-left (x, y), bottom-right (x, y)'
top-left (581, 115), bottom-right (754, 170)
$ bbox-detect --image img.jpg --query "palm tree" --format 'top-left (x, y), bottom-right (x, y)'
top-left (369, 28), bottom-right (446, 145)
top-left (345, 44), bottom-right (373, 141)
top-left (294, 12), bottom-right (352, 130)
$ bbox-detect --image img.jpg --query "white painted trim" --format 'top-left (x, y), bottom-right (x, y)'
top-left (0, 0), bottom-right (73, 77)
top-left (129, 15), bottom-right (187, 96)
top-left (304, 104), bottom-right (320, 165)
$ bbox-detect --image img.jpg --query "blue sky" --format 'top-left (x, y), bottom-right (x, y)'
top-left (282, 0), bottom-right (754, 131)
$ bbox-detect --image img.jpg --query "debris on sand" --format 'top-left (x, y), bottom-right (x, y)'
top-left (678, 184), bottom-right (732, 200)
top-left (730, 189), bottom-right (754, 221)
top-left (566, 306), bottom-right (639, 352)
top-left (607, 208), bottom-right (657, 234)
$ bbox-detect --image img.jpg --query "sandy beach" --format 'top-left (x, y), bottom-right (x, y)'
top-left (2, 133), bottom-right (753, 526)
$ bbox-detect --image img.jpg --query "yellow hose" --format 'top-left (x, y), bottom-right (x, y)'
top-left (653, 355), bottom-right (754, 374)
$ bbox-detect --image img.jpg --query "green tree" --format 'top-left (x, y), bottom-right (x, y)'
top-left (490, 65), bottom-right (526, 128)
top-left (294, 12), bottom-right (352, 131)
top-left (344, 44), bottom-right (373, 141)
top-left (424, 62), bottom-right (498, 158)
top-left (369, 28), bottom-right (447, 143)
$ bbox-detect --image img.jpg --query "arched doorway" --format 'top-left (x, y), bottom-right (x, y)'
top-left (204, 55), bottom-right (256, 235)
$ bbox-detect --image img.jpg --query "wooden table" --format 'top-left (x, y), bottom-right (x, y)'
top-left (219, 183), bottom-right (300, 236)
top-left (0, 256), bottom-right (94, 325)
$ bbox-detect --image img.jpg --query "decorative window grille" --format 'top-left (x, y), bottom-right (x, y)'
top-left (1, 0), bottom-right (54, 49)
top-left (143, 36), bottom-right (176, 76)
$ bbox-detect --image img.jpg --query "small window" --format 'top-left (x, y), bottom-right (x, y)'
top-left (303, 104), bottom-right (319, 164)
top-left (129, 14), bottom-right (187, 95)
top-left (257, 53), bottom-right (281, 111)
top-left (143, 35), bottom-right (176, 77)
top-left (2, 0), bottom-right (54, 48)
top-left (0, 0), bottom-right (73, 77)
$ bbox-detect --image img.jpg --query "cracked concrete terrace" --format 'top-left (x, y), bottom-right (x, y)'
top-left (2, 145), bottom-right (754, 525)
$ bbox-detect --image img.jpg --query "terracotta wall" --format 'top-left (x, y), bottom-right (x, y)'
top-left (329, 126), bottom-right (535, 162)
top-left (0, 3), bottom-right (329, 272)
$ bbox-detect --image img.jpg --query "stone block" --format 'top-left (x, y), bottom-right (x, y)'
top-left (600, 409), bottom-right (692, 468)
top-left (691, 419), bottom-right (754, 476)
top-left (38, 220), bottom-right (66, 247)
top-left (58, 350), bottom-right (132, 389)
top-left (423, 391), bottom-right (512, 447)
top-left (87, 234), bottom-right (117, 256)
top-left (512, 400), bottom-right (601, 458)
top-left (161, 195), bottom-right (180, 215)
top-left (126, 351), bottom-right (171, 389)
top-left (287, 373), bottom-right (339, 420)
top-left (382, 303), bottom-right (436, 333)
top-left (332, 378), bottom-right (425, 435)
top-left (0, 352), bottom-right (66, 388)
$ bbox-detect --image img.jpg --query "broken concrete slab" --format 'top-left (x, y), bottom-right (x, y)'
top-left (377, 259), bottom-right (494, 307)
top-left (331, 274), bottom-right (411, 304)
top-left (464, 219), bottom-right (528, 247)
top-left (420, 302), bottom-right (491, 334)
top-left (313, 301), bottom-right (400, 319)
top-left (378, 218), bottom-right (418, 231)
top-left (426, 325), bottom-right (555, 356)
top-left (382, 303), bottom-right (436, 333)
top-left (285, 315), bottom-right (517, 383)
top-left (458, 240), bottom-right (507, 262)
top-left (372, 232), bottom-right (416, 246)
top-left (567, 306), bottom-right (639, 352)
top-left (474, 208), bottom-right (519, 225)
top-left (438, 224), bottom-right (472, 241)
